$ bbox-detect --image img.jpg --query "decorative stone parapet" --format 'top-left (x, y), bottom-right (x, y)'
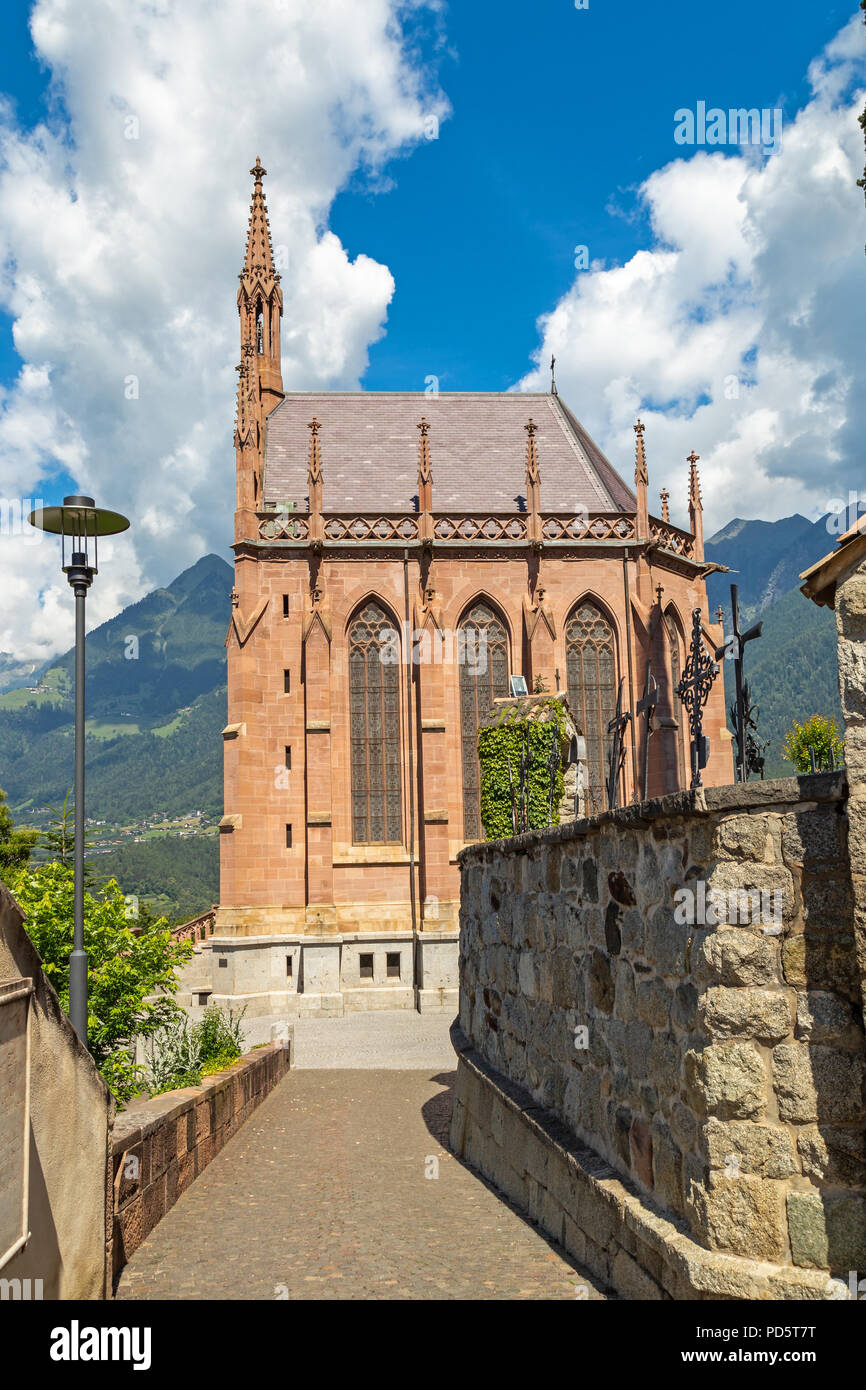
top-left (452, 774), bottom-right (865, 1292)
top-left (109, 1039), bottom-right (292, 1286)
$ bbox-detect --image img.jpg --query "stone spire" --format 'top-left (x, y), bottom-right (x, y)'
top-left (525, 418), bottom-right (542, 549)
top-left (417, 417), bottom-right (433, 545)
top-left (687, 450), bottom-right (704, 562)
top-left (634, 419), bottom-right (649, 539)
top-left (307, 416), bottom-right (324, 548)
top-left (237, 157), bottom-right (283, 418)
top-left (659, 488), bottom-right (670, 524)
top-left (242, 158), bottom-right (277, 281)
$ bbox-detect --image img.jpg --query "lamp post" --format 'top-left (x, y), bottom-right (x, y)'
top-left (27, 496), bottom-right (130, 1043)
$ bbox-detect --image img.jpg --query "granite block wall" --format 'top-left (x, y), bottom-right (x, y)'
top-left (455, 774), bottom-right (865, 1277)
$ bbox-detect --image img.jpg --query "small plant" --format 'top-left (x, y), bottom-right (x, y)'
top-left (144, 1015), bottom-right (204, 1094)
top-left (143, 1004), bottom-right (247, 1095)
top-left (201, 1055), bottom-right (241, 1077)
top-left (195, 1004), bottom-right (246, 1064)
top-left (781, 714), bottom-right (844, 773)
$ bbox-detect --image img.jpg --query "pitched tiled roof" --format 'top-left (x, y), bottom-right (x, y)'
top-left (262, 392), bottom-right (635, 514)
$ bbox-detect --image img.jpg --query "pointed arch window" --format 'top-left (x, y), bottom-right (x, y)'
top-left (566, 602), bottom-right (617, 816)
top-left (349, 602), bottom-right (402, 844)
top-left (664, 608), bottom-right (687, 788)
top-left (459, 603), bottom-right (509, 840)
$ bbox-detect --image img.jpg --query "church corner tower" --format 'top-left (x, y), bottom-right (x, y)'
top-left (234, 157), bottom-right (284, 544)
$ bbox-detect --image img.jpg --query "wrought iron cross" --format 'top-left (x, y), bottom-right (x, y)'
top-left (606, 677), bottom-right (632, 810)
top-left (735, 679), bottom-right (767, 781)
top-left (713, 583), bottom-right (762, 783)
top-left (677, 609), bottom-right (719, 789)
top-left (636, 661), bottom-right (658, 802)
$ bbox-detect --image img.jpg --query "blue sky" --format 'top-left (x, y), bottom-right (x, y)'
top-left (0, 0), bottom-right (857, 396)
top-left (0, 0), bottom-right (863, 658)
top-left (330, 0), bottom-right (858, 392)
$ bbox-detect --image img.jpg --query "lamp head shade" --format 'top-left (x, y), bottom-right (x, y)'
top-left (27, 496), bottom-right (131, 538)
top-left (27, 495), bottom-right (130, 583)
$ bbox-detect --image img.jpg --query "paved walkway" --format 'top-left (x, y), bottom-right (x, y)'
top-left (290, 1007), bottom-right (456, 1070)
top-left (115, 1067), bottom-right (608, 1300)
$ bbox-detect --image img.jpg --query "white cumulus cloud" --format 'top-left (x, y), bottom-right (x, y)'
top-left (517, 13), bottom-right (866, 540)
top-left (0, 0), bottom-right (447, 663)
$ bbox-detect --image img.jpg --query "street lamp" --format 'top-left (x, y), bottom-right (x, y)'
top-left (27, 495), bottom-right (130, 1043)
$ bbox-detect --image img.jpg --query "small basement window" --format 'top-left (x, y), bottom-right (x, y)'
top-left (285, 746), bottom-right (292, 770)
top-left (286, 824), bottom-right (293, 849)
top-left (359, 953), bottom-right (374, 980)
top-left (286, 956), bottom-right (293, 977)
top-left (283, 594), bottom-right (290, 617)
top-left (283, 669), bottom-right (291, 694)
top-left (387, 952), bottom-right (401, 979)
top-left (218, 957), bottom-right (228, 969)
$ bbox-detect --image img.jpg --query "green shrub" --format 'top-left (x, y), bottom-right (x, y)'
top-left (195, 1003), bottom-right (246, 1064)
top-left (143, 1004), bottom-right (247, 1095)
top-left (781, 714), bottom-right (844, 773)
top-left (5, 860), bottom-right (192, 1102)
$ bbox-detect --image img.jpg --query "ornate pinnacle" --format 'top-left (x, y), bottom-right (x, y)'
top-left (307, 416), bottom-right (323, 485)
top-left (687, 450), bottom-right (702, 507)
top-left (659, 487), bottom-right (670, 522)
top-left (524, 417), bottom-right (540, 486)
top-left (417, 417), bottom-right (432, 486)
top-left (634, 418), bottom-right (648, 487)
top-left (241, 155), bottom-right (280, 287)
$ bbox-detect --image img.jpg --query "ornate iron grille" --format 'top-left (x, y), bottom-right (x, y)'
top-left (566, 602), bottom-right (617, 816)
top-left (664, 609), bottom-right (687, 788)
top-left (459, 604), bottom-right (509, 840)
top-left (349, 602), bottom-right (402, 844)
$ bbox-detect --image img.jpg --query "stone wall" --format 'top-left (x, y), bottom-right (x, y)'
top-left (110, 1039), bottom-right (291, 1286)
top-left (0, 881), bottom-right (113, 1299)
top-left (834, 562), bottom-right (866, 1037)
top-left (451, 774), bottom-right (865, 1297)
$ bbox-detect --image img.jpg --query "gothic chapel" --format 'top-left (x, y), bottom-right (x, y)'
top-left (212, 159), bottom-right (730, 1020)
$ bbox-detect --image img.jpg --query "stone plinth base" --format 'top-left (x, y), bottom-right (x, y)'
top-left (449, 1024), bottom-right (847, 1302)
top-left (417, 987), bottom-right (459, 1014)
top-left (185, 929), bottom-right (459, 1015)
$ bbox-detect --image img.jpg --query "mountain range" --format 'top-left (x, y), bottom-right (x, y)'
top-left (705, 512), bottom-right (845, 777)
top-left (0, 553), bottom-right (233, 917)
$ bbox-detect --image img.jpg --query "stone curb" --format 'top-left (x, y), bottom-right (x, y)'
top-left (449, 1022), bottom-right (847, 1301)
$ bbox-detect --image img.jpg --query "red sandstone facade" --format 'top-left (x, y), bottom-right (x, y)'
top-left (215, 161), bottom-right (731, 1014)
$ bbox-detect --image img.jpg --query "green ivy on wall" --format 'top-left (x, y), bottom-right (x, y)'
top-left (477, 698), bottom-right (567, 840)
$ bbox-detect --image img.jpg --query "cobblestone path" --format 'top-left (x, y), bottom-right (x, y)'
top-left (115, 1069), bottom-right (607, 1300)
